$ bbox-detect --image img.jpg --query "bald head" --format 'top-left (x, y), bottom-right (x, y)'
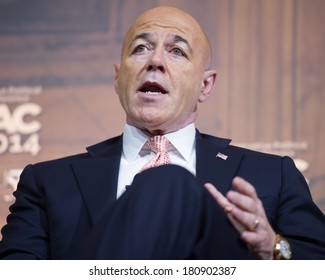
top-left (121, 6), bottom-right (213, 68)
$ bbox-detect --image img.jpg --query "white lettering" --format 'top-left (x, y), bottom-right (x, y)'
top-left (0, 103), bottom-right (42, 134)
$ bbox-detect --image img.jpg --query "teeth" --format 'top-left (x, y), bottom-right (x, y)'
top-left (144, 91), bottom-right (162, 95)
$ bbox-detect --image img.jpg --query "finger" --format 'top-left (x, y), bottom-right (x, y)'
top-left (227, 212), bottom-right (246, 233)
top-left (226, 190), bottom-right (257, 213)
top-left (204, 183), bottom-right (245, 233)
top-left (204, 183), bottom-right (233, 212)
top-left (232, 177), bottom-right (258, 199)
top-left (229, 206), bottom-right (260, 232)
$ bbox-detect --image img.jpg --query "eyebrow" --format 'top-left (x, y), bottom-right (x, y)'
top-left (171, 34), bottom-right (191, 50)
top-left (129, 32), bottom-right (151, 49)
top-left (169, 34), bottom-right (193, 54)
top-left (130, 33), bottom-right (192, 52)
top-left (132, 32), bottom-right (151, 42)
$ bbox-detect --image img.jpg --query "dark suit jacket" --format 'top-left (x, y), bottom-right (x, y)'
top-left (1, 131), bottom-right (325, 259)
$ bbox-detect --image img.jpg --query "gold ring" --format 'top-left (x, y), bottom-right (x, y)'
top-left (253, 218), bottom-right (259, 230)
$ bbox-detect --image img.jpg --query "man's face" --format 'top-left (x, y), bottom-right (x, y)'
top-left (114, 7), bottom-right (216, 135)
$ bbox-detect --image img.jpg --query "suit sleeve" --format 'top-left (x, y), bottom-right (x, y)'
top-left (276, 156), bottom-right (325, 259)
top-left (0, 164), bottom-right (50, 259)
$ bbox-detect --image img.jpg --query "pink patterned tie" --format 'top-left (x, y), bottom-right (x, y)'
top-left (142, 135), bottom-right (172, 170)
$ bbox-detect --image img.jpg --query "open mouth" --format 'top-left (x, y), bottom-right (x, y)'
top-left (138, 82), bottom-right (168, 95)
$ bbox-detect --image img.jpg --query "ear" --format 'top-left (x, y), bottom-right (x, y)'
top-left (114, 63), bottom-right (120, 93)
top-left (198, 69), bottom-right (217, 103)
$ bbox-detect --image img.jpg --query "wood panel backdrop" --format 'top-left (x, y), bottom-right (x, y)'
top-left (0, 0), bottom-right (324, 234)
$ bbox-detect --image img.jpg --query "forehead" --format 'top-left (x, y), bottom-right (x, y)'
top-left (128, 20), bottom-right (197, 45)
top-left (125, 9), bottom-right (207, 47)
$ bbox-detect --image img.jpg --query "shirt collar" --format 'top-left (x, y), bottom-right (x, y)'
top-left (122, 123), bottom-right (196, 162)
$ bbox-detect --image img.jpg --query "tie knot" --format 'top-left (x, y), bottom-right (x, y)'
top-left (142, 135), bottom-right (172, 171)
top-left (145, 135), bottom-right (171, 154)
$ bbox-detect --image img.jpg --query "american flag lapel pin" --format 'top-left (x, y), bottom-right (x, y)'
top-left (216, 152), bottom-right (228, 160)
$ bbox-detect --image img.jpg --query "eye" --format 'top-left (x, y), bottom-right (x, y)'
top-left (171, 47), bottom-right (186, 57)
top-left (132, 44), bottom-right (148, 54)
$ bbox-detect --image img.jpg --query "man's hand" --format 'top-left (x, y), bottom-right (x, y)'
top-left (204, 177), bottom-right (276, 259)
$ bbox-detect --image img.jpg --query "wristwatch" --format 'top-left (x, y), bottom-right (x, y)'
top-left (273, 234), bottom-right (292, 260)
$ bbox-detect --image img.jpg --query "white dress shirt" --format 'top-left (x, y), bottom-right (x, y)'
top-left (116, 123), bottom-right (196, 198)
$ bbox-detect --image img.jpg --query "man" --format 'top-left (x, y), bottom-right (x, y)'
top-left (1, 6), bottom-right (325, 260)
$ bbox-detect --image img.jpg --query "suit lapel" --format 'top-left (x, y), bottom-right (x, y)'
top-left (196, 132), bottom-right (244, 195)
top-left (71, 136), bottom-right (122, 226)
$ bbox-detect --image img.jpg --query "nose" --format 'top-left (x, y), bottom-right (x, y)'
top-left (146, 48), bottom-right (166, 73)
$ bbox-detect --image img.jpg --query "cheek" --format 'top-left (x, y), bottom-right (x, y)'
top-left (178, 78), bottom-right (202, 103)
top-left (116, 69), bottom-right (132, 96)
top-left (117, 64), bottom-right (140, 92)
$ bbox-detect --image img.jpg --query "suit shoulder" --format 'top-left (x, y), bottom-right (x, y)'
top-left (227, 144), bottom-right (282, 159)
top-left (28, 135), bottom-right (121, 171)
top-left (226, 144), bottom-right (299, 177)
top-left (199, 132), bottom-right (285, 160)
top-left (32, 152), bottom-right (90, 169)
